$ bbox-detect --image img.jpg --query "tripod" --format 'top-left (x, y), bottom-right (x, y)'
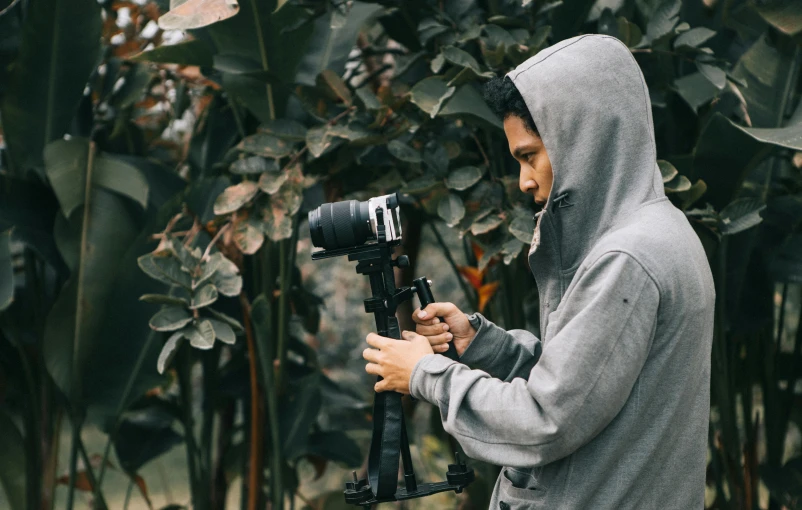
top-left (311, 208), bottom-right (474, 507)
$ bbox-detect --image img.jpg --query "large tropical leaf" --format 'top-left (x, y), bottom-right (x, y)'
top-left (42, 139), bottom-right (141, 405)
top-left (201, 0), bottom-right (316, 121)
top-left (731, 31), bottom-right (798, 128)
top-left (294, 3), bottom-right (382, 86)
top-left (0, 0), bottom-right (101, 176)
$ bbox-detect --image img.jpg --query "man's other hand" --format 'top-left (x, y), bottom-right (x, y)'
top-left (413, 302), bottom-right (476, 357)
top-left (363, 331), bottom-right (434, 394)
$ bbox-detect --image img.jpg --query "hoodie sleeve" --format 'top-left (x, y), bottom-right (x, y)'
top-left (458, 313), bottom-right (542, 381)
top-left (409, 251), bottom-right (659, 468)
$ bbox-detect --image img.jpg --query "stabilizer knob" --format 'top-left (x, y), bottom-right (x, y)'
top-left (344, 471), bottom-right (373, 504)
top-left (446, 452), bottom-right (474, 492)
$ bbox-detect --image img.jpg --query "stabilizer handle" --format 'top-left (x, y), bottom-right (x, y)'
top-left (413, 277), bottom-right (459, 361)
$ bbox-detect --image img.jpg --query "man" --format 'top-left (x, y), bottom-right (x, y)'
top-left (362, 34), bottom-right (715, 508)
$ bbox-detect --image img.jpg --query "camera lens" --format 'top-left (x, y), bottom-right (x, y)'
top-left (308, 199), bottom-right (372, 250)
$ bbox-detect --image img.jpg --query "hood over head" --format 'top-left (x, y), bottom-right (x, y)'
top-left (506, 34), bottom-right (664, 326)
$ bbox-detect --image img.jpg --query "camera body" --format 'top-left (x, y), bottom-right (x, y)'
top-left (308, 192), bottom-right (402, 252)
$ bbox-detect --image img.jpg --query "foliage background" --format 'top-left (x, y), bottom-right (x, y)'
top-left (1, 0), bottom-right (802, 509)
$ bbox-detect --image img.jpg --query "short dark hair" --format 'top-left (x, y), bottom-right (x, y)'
top-left (483, 76), bottom-right (539, 136)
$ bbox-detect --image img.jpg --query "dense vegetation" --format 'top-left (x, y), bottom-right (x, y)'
top-left (1, 0), bottom-right (801, 508)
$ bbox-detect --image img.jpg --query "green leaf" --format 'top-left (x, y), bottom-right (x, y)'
top-left (183, 320), bottom-right (216, 349)
top-left (674, 72), bottom-right (719, 111)
top-left (157, 332), bottom-right (184, 374)
top-left (731, 31), bottom-right (797, 127)
top-left (45, 139), bottom-right (150, 217)
top-left (115, 413), bottom-right (183, 473)
top-left (0, 230), bottom-right (14, 311)
top-left (658, 160), bottom-right (678, 183)
top-left (190, 284), bottom-right (219, 309)
top-left (205, 1), bottom-right (315, 120)
top-left (644, 0), bottom-right (680, 43)
top-left (279, 371), bottom-right (322, 461)
top-left (44, 188), bottom-right (140, 403)
top-left (132, 39), bottom-right (214, 67)
top-left (261, 203), bottom-right (294, 241)
top-left (664, 173), bottom-right (692, 193)
top-left (149, 307), bottom-right (193, 331)
top-left (719, 198), bottom-right (765, 236)
top-left (440, 46), bottom-right (487, 75)
top-left (0, 0), bottom-right (101, 176)
top-left (509, 216), bottom-right (535, 243)
top-left (237, 133), bottom-right (295, 159)
top-left (410, 77), bottom-right (456, 118)
top-left (673, 26), bottom-right (716, 49)
top-left (158, 0), bottom-right (240, 30)
top-left (258, 171), bottom-right (289, 194)
top-left (437, 193), bottom-right (466, 227)
top-left (400, 175), bottom-right (441, 195)
top-left (213, 181), bottom-right (259, 215)
top-left (208, 318), bottom-right (236, 345)
top-left (261, 120), bottom-right (307, 142)
top-left (294, 3), bottom-right (381, 86)
top-left (692, 113), bottom-right (798, 209)
top-left (471, 214), bottom-right (504, 235)
top-left (231, 156), bottom-right (279, 175)
top-left (754, 0), bottom-right (802, 37)
top-left (440, 84), bottom-right (503, 129)
top-left (210, 256), bottom-right (243, 297)
top-left (0, 411), bottom-right (25, 510)
top-left (695, 55), bottom-right (726, 90)
top-left (388, 140), bottom-right (422, 163)
top-left (138, 252), bottom-right (193, 288)
top-left (445, 166), bottom-right (485, 190)
top-left (207, 308), bottom-right (244, 332)
top-left (139, 294), bottom-right (189, 307)
top-left (316, 69), bottom-right (352, 105)
top-left (233, 218), bottom-right (265, 255)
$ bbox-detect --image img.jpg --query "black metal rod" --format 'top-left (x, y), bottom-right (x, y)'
top-left (399, 414), bottom-right (417, 494)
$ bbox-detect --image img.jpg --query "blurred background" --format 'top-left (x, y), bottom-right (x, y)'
top-left (0, 0), bottom-right (801, 508)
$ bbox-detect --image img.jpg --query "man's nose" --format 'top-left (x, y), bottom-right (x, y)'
top-left (520, 172), bottom-right (537, 193)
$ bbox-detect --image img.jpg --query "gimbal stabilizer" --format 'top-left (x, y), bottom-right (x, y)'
top-left (310, 197), bottom-right (475, 507)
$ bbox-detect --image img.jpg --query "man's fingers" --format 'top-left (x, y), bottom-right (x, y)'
top-left (416, 302), bottom-right (458, 321)
top-left (415, 322), bottom-right (449, 337)
top-left (423, 332), bottom-right (453, 346)
top-left (366, 332), bottom-right (390, 349)
top-left (434, 344), bottom-right (450, 353)
top-left (374, 380), bottom-right (388, 393)
top-left (362, 347), bottom-right (381, 363)
top-left (412, 307), bottom-right (440, 326)
top-left (365, 363), bottom-right (382, 376)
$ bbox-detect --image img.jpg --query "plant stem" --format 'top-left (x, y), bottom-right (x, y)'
top-left (201, 345), bottom-right (221, 492)
top-left (276, 239), bottom-right (288, 389)
top-left (178, 346), bottom-right (201, 509)
top-left (123, 479), bottom-right (134, 510)
top-left (428, 222), bottom-right (478, 311)
top-left (240, 295), bottom-right (263, 510)
top-left (65, 416), bottom-right (82, 510)
top-left (76, 437), bottom-right (108, 510)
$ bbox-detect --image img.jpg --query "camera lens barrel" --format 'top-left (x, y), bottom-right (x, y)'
top-left (309, 199), bottom-right (372, 250)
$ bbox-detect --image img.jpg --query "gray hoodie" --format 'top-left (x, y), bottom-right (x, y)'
top-left (409, 35), bottom-right (715, 509)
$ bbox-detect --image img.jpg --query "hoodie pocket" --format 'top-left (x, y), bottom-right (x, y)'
top-left (497, 467), bottom-right (546, 509)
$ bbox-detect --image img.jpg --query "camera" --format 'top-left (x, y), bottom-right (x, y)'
top-left (308, 192), bottom-right (402, 251)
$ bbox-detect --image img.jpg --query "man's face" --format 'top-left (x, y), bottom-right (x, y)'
top-left (504, 115), bottom-right (553, 207)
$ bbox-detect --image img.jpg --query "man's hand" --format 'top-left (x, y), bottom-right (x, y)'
top-left (363, 330), bottom-right (434, 394)
top-left (413, 302), bottom-right (476, 357)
